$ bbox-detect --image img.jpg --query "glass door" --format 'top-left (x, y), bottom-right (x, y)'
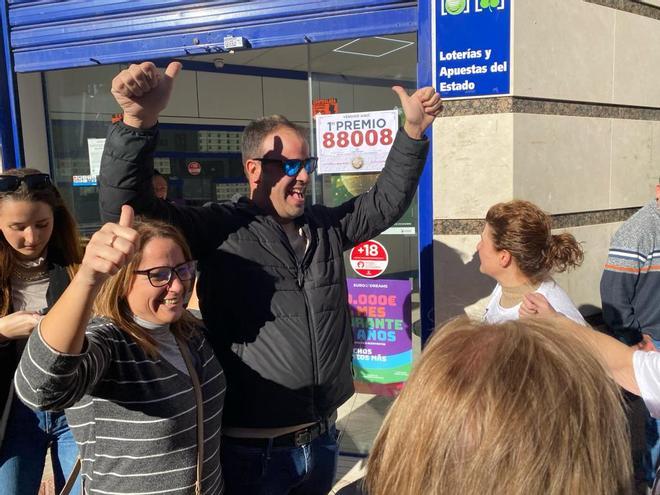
top-left (307, 33), bottom-right (419, 456)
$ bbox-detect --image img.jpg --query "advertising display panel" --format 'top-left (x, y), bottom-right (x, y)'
top-left (348, 278), bottom-right (413, 396)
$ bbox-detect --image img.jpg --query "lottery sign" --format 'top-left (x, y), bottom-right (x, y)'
top-left (316, 110), bottom-right (399, 174)
top-left (350, 240), bottom-right (389, 278)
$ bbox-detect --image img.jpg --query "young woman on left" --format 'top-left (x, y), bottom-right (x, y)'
top-left (0, 168), bottom-right (82, 494)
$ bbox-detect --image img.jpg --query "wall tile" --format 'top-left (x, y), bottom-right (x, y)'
top-left (513, 1), bottom-right (615, 102)
top-left (433, 234), bottom-right (496, 323)
top-left (610, 119), bottom-right (658, 208)
top-left (552, 222), bottom-right (622, 315)
top-left (613, 11), bottom-right (660, 108)
top-left (513, 113), bottom-right (611, 213)
top-left (434, 114), bottom-right (514, 219)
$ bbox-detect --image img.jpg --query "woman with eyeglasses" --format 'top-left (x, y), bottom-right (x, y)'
top-left (14, 206), bottom-right (225, 494)
top-left (0, 168), bottom-right (83, 494)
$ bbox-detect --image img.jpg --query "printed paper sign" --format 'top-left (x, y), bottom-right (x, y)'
top-left (72, 175), bottom-right (97, 187)
top-left (350, 240), bottom-right (389, 278)
top-left (348, 278), bottom-right (413, 395)
top-left (316, 110), bottom-right (398, 174)
top-left (87, 138), bottom-right (105, 176)
top-left (436, 0), bottom-right (511, 99)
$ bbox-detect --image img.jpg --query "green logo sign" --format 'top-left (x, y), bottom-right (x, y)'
top-left (444, 0), bottom-right (466, 15)
top-left (480, 0), bottom-right (501, 10)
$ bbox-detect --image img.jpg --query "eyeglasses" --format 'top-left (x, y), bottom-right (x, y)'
top-left (252, 157), bottom-right (318, 177)
top-left (134, 261), bottom-right (196, 288)
top-left (0, 173), bottom-right (52, 193)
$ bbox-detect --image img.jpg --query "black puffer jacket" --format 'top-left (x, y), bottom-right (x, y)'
top-left (99, 122), bottom-right (428, 427)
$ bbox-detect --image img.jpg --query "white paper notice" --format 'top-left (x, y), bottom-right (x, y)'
top-left (316, 110), bottom-right (398, 174)
top-left (87, 138), bottom-right (106, 176)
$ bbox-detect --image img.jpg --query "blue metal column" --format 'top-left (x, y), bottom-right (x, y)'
top-left (417, 0), bottom-right (435, 346)
top-left (0, 1), bottom-right (23, 170)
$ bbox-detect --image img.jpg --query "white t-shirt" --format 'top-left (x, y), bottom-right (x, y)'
top-left (483, 278), bottom-right (587, 325)
top-left (633, 350), bottom-right (660, 418)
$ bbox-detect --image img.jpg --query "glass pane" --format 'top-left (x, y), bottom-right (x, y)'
top-left (308, 32), bottom-right (418, 456)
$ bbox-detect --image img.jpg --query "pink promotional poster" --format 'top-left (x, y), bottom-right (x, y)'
top-left (347, 278), bottom-right (413, 396)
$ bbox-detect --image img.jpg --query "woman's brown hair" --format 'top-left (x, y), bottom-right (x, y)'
top-left (486, 200), bottom-right (583, 282)
top-left (0, 168), bottom-right (82, 316)
top-left (93, 219), bottom-right (198, 357)
top-left (366, 318), bottom-right (632, 495)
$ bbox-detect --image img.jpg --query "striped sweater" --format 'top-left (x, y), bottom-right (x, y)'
top-left (14, 316), bottom-right (225, 494)
top-left (600, 200), bottom-right (660, 345)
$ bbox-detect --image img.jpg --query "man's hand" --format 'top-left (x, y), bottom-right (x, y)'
top-left (392, 86), bottom-right (442, 139)
top-left (76, 205), bottom-right (139, 288)
top-left (111, 62), bottom-right (182, 129)
top-left (0, 311), bottom-right (42, 342)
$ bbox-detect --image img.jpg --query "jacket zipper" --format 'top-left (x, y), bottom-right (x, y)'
top-left (277, 220), bottom-right (320, 393)
top-left (298, 262), bottom-right (319, 390)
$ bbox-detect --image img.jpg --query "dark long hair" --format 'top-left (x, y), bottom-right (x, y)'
top-left (0, 168), bottom-right (82, 316)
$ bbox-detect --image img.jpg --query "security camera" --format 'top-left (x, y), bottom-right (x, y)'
top-left (213, 58), bottom-right (225, 69)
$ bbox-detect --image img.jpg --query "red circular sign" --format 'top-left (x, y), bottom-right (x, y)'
top-left (187, 161), bottom-right (202, 176)
top-left (350, 240), bottom-right (388, 278)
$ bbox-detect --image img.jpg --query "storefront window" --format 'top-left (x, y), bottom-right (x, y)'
top-left (43, 32), bottom-right (418, 456)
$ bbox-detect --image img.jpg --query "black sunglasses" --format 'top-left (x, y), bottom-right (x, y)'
top-left (134, 261), bottom-right (196, 288)
top-left (252, 157), bottom-right (318, 177)
top-left (0, 173), bottom-right (52, 193)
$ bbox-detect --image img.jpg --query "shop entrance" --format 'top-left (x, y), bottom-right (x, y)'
top-left (43, 32), bottom-right (419, 461)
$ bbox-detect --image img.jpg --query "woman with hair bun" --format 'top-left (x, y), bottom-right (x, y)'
top-left (477, 199), bottom-right (586, 324)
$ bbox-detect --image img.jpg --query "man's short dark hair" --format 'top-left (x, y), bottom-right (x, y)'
top-left (241, 115), bottom-right (307, 164)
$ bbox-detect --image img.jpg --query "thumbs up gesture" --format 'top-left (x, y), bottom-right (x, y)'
top-left (78, 205), bottom-right (139, 287)
top-left (392, 86), bottom-right (443, 139)
top-left (111, 61), bottom-right (182, 129)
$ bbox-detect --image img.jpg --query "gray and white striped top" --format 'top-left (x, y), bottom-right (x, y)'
top-left (14, 316), bottom-right (225, 494)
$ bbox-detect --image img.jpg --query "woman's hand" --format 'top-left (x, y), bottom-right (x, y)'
top-left (519, 293), bottom-right (558, 319)
top-left (76, 205), bottom-right (139, 288)
top-left (0, 310), bottom-right (42, 341)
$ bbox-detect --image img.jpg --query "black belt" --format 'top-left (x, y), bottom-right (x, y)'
top-left (223, 421), bottom-right (328, 448)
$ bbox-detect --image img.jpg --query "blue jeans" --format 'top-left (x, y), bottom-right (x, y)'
top-left (0, 396), bottom-right (80, 495)
top-left (221, 426), bottom-right (339, 495)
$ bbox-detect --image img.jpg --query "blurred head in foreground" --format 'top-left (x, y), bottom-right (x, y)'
top-left (366, 318), bottom-right (631, 495)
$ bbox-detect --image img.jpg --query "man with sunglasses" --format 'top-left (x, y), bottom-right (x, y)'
top-left (100, 61), bottom-right (441, 495)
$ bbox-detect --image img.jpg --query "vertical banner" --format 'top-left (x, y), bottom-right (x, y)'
top-left (348, 278), bottom-right (413, 396)
top-left (436, 0), bottom-right (511, 99)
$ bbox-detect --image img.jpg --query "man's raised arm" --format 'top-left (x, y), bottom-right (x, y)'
top-left (99, 61), bottom-right (233, 259)
top-left (331, 86), bottom-right (442, 248)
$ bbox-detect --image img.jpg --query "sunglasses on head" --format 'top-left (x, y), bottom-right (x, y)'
top-left (252, 157), bottom-right (318, 177)
top-left (0, 173), bottom-right (52, 193)
top-left (134, 261), bottom-right (196, 288)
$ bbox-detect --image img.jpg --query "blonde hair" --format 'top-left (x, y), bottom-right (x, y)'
top-left (93, 220), bottom-right (198, 357)
top-left (486, 200), bottom-right (583, 282)
top-left (365, 318), bottom-right (632, 495)
top-left (0, 168), bottom-right (82, 316)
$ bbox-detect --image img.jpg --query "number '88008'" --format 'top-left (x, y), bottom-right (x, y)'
top-left (322, 129), bottom-right (393, 149)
